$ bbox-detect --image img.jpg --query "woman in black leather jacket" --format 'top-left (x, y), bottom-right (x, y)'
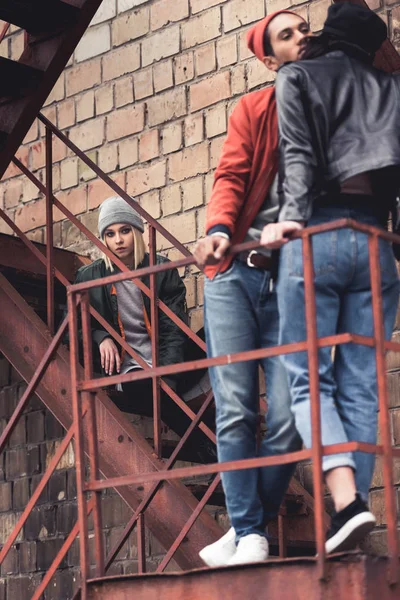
top-left (262, 3), bottom-right (399, 554)
top-left (73, 195), bottom-right (215, 463)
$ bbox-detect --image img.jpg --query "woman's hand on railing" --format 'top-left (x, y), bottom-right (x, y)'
top-left (261, 221), bottom-right (304, 249)
top-left (99, 338), bottom-right (121, 375)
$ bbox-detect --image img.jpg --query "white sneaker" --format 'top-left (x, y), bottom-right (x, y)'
top-left (199, 527), bottom-right (236, 567)
top-left (227, 534), bottom-right (269, 566)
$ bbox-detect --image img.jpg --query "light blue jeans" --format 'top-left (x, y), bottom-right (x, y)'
top-left (278, 206), bottom-right (399, 501)
top-left (204, 260), bottom-right (302, 540)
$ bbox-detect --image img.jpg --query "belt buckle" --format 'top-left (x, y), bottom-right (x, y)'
top-left (247, 250), bottom-right (258, 268)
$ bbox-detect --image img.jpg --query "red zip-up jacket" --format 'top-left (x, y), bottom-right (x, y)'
top-left (204, 86), bottom-right (279, 279)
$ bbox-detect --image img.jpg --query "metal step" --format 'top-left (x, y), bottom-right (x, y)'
top-left (0, 0), bottom-right (79, 35)
top-left (0, 57), bottom-right (43, 98)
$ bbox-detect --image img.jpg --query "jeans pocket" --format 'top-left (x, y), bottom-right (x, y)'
top-left (378, 238), bottom-right (399, 281)
top-left (284, 231), bottom-right (338, 277)
top-left (204, 259), bottom-right (236, 283)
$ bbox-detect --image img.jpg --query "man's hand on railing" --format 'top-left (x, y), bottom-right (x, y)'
top-left (194, 235), bottom-right (231, 269)
top-left (261, 221), bottom-right (304, 249)
top-left (99, 338), bottom-right (121, 375)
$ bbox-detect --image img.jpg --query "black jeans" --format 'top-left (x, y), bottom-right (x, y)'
top-left (116, 378), bottom-right (216, 463)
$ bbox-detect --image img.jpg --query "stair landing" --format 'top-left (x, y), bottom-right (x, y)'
top-left (87, 554), bottom-right (399, 600)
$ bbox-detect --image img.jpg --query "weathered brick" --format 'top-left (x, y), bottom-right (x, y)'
top-left (139, 129), bottom-right (159, 162)
top-left (4, 178), bottom-right (23, 209)
top-left (37, 538), bottom-right (67, 570)
top-left (190, 70), bottom-right (230, 111)
top-left (66, 59), bottom-right (101, 96)
top-left (119, 138), bottom-right (139, 169)
top-left (95, 83), bottom-right (114, 115)
top-left (153, 60), bottom-right (174, 93)
top-left (126, 161), bottom-right (166, 196)
top-left (102, 495), bottom-right (131, 528)
top-left (217, 34), bottom-right (238, 67)
top-left (15, 198), bottom-right (46, 232)
top-left (25, 506), bottom-right (56, 541)
top-left (78, 150), bottom-right (98, 183)
top-left (53, 186), bottom-right (87, 221)
top-left (118, 0), bottom-right (149, 11)
top-left (102, 43), bottom-right (140, 81)
top-left (238, 29), bottom-right (253, 61)
top-left (75, 23), bottom-right (111, 62)
top-left (7, 575), bottom-right (42, 600)
top-left (139, 190), bottom-right (161, 219)
top-left (195, 42), bottom-right (216, 75)
top-left (151, 0), bottom-right (189, 30)
top-left (107, 104), bottom-right (144, 141)
top-left (60, 157), bottom-right (79, 190)
top-left (115, 75), bottom-right (134, 107)
top-left (26, 411), bottom-right (45, 444)
top-left (231, 63), bottom-right (246, 95)
top-left (45, 411), bottom-right (64, 441)
top-left (185, 113), bottom-right (204, 147)
top-left (206, 103), bottom-right (227, 138)
top-left (45, 569), bottom-right (75, 600)
top-left (9, 417), bottom-right (26, 447)
top-left (182, 176), bottom-right (204, 210)
top-left (13, 478), bottom-right (30, 511)
top-left (1, 546), bottom-right (18, 575)
top-left (0, 513), bottom-right (23, 545)
top-left (19, 542), bottom-right (37, 573)
top-left (57, 98), bottom-right (76, 129)
top-left (162, 184), bottom-right (181, 216)
top-left (147, 88), bottom-right (186, 127)
top-left (98, 143), bottom-right (119, 173)
top-left (392, 408), bottom-right (400, 445)
top-left (161, 122), bottom-right (183, 154)
top-left (6, 446), bottom-right (40, 479)
top-left (87, 172), bottom-right (125, 210)
top-left (223, 0), bottom-right (264, 33)
top-left (182, 7), bottom-right (221, 49)
top-left (76, 90), bottom-right (95, 122)
top-left (3, 146), bottom-right (29, 180)
top-left (159, 211), bottom-right (197, 247)
top-left (133, 67), bottom-right (153, 100)
top-left (69, 117), bottom-right (105, 151)
top-left (57, 502), bottom-right (78, 535)
top-left (23, 121), bottom-right (39, 144)
top-left (309, 0), bottom-right (331, 32)
top-left (169, 143), bottom-right (208, 183)
top-left (0, 482), bottom-right (11, 512)
top-left (112, 6), bottom-right (150, 46)
top-left (174, 52), bottom-right (194, 85)
top-left (141, 25), bottom-right (180, 67)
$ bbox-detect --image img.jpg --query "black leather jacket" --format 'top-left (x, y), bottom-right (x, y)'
top-left (276, 50), bottom-right (400, 222)
top-left (74, 254), bottom-right (188, 373)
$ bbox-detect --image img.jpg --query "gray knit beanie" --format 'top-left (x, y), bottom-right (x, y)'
top-left (98, 196), bottom-right (144, 237)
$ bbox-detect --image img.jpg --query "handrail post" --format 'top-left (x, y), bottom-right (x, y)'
top-left (68, 292), bottom-right (89, 599)
top-left (369, 233), bottom-right (399, 585)
top-left (149, 225), bottom-right (162, 458)
top-left (45, 125), bottom-right (55, 335)
top-left (81, 291), bottom-right (105, 577)
top-left (137, 513), bottom-right (147, 574)
top-left (303, 233), bottom-right (326, 581)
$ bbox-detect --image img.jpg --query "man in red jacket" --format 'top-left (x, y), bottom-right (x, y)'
top-left (194, 11), bottom-right (311, 566)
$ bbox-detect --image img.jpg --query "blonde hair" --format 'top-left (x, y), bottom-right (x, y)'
top-left (102, 225), bottom-right (146, 272)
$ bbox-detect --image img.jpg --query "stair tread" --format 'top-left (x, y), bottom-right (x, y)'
top-left (0, 0), bottom-right (79, 35)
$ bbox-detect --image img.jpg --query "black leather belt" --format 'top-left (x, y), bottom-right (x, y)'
top-left (237, 250), bottom-right (273, 271)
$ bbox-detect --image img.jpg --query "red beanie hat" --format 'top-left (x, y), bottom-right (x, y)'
top-left (247, 10), bottom-right (300, 61)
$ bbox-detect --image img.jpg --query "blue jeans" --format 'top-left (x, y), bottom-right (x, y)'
top-left (278, 206), bottom-right (399, 501)
top-left (204, 260), bottom-right (302, 540)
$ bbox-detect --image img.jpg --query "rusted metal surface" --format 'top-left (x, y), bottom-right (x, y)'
top-left (0, 272), bottom-right (224, 571)
top-left (149, 225), bottom-right (162, 458)
top-left (0, 231), bottom-right (87, 279)
top-left (45, 126), bottom-right (55, 335)
top-left (0, 0), bottom-right (105, 180)
top-left (368, 234), bottom-right (399, 584)
top-left (81, 292), bottom-right (105, 578)
top-left (87, 555), bottom-right (400, 600)
top-left (302, 233), bottom-right (326, 580)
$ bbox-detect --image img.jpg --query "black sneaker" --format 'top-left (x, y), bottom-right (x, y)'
top-left (326, 493), bottom-right (376, 554)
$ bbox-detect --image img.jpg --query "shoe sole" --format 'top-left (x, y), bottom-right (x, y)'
top-left (326, 512), bottom-right (376, 554)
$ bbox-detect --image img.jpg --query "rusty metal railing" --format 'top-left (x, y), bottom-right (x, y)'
top-left (0, 113), bottom-right (398, 599)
